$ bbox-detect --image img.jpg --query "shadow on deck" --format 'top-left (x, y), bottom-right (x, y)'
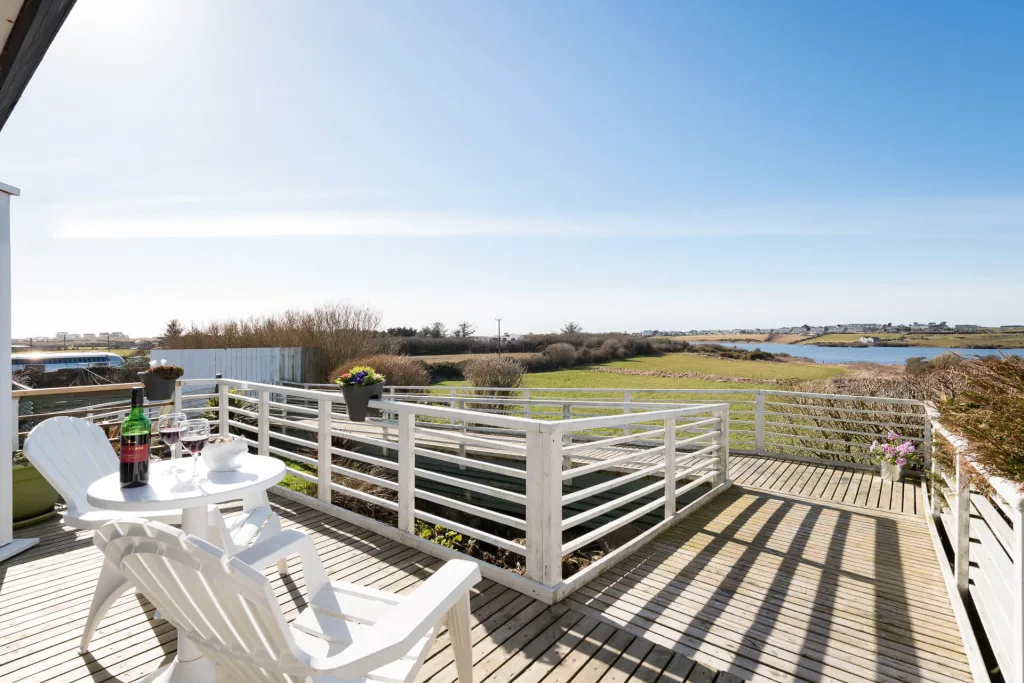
top-left (1, 467), bottom-right (965, 683)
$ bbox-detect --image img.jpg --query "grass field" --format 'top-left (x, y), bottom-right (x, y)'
top-left (603, 353), bottom-right (844, 381)
top-left (414, 352), bottom-right (535, 363)
top-left (439, 352), bottom-right (844, 393)
top-left (803, 332), bottom-right (1024, 348)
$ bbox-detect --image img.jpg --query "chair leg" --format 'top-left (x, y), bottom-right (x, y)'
top-left (265, 513), bottom-right (290, 576)
top-left (79, 558), bottom-right (132, 653)
top-left (444, 593), bottom-right (473, 683)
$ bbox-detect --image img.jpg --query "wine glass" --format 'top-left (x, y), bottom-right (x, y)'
top-left (181, 419), bottom-right (210, 482)
top-left (157, 412), bottom-right (187, 475)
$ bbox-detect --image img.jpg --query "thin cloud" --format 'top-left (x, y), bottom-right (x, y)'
top-left (52, 195), bottom-right (1024, 239)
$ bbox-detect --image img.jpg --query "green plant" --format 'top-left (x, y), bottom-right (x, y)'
top-left (334, 366), bottom-right (386, 386)
top-left (417, 523), bottom-right (469, 550)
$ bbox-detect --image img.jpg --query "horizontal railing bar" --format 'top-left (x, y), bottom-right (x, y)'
top-left (330, 463), bottom-right (398, 490)
top-left (562, 478), bottom-right (666, 531)
top-left (413, 468), bottom-right (528, 504)
top-left (562, 494), bottom-right (668, 555)
top-left (764, 401), bottom-right (926, 418)
top-left (563, 462), bottom-right (667, 505)
top-left (674, 471), bottom-right (717, 497)
top-left (563, 442), bottom-right (671, 479)
top-left (762, 419), bottom-right (926, 441)
top-left (329, 445), bottom-right (398, 471)
top-left (414, 445), bottom-right (527, 479)
top-left (226, 419), bottom-right (256, 434)
top-left (329, 482), bottom-right (398, 511)
top-left (413, 425), bottom-right (529, 454)
top-left (765, 442), bottom-right (874, 461)
top-left (414, 489), bottom-right (527, 530)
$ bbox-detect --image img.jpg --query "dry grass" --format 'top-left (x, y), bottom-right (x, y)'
top-left (164, 302), bottom-right (394, 381)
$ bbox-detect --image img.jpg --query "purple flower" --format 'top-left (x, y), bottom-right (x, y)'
top-left (896, 455), bottom-right (907, 467)
top-left (887, 430), bottom-right (899, 442)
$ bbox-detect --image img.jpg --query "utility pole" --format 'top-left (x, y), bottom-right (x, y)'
top-left (495, 318), bottom-right (502, 357)
top-left (106, 333), bottom-right (110, 350)
top-left (62, 333), bottom-right (66, 351)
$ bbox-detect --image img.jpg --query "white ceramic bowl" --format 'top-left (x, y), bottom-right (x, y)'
top-left (204, 437), bottom-right (247, 472)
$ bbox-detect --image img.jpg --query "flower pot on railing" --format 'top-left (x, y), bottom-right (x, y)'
top-left (340, 382), bottom-right (385, 422)
top-left (138, 372), bottom-right (176, 402)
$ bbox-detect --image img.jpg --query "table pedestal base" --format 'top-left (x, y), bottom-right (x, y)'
top-left (140, 655), bottom-right (215, 683)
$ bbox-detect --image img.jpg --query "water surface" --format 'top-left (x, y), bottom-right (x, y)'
top-left (722, 343), bottom-right (1024, 365)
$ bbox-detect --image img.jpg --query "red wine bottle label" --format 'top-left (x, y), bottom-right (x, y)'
top-left (120, 435), bottom-right (150, 464)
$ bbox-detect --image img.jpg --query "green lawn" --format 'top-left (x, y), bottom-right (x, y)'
top-left (602, 353), bottom-right (843, 382)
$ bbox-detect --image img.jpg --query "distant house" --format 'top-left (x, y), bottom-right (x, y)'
top-left (809, 327), bottom-right (825, 335)
top-left (954, 325), bottom-right (981, 333)
top-left (859, 336), bottom-right (880, 344)
top-left (910, 323), bottom-right (930, 332)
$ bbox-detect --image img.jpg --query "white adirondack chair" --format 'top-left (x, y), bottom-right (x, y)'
top-left (22, 416), bottom-right (289, 652)
top-left (99, 518), bottom-right (481, 683)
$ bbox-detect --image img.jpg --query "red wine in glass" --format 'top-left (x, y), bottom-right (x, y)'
top-left (181, 435), bottom-right (208, 455)
top-left (159, 427), bottom-right (183, 446)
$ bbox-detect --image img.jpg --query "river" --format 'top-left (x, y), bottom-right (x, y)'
top-left (722, 343), bottom-right (1024, 365)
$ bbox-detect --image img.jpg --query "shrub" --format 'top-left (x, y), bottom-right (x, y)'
top-left (600, 339), bottom-right (627, 359)
top-left (423, 360), bottom-right (466, 382)
top-left (464, 356), bottom-right (525, 388)
top-left (940, 355), bottom-right (1024, 486)
top-left (543, 342), bottom-right (577, 368)
top-left (520, 353), bottom-right (557, 373)
top-left (332, 355), bottom-right (429, 387)
top-left (163, 302), bottom-right (394, 381)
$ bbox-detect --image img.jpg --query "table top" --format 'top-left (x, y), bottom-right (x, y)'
top-left (86, 455), bottom-right (286, 512)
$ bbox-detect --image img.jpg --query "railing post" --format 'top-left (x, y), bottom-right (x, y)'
top-left (526, 425), bottom-right (562, 586)
top-left (172, 383), bottom-right (182, 461)
top-left (317, 398), bottom-right (332, 503)
top-left (397, 410), bottom-right (416, 534)
top-left (664, 418), bottom-right (676, 519)
top-left (562, 403), bottom-right (571, 446)
top-left (954, 454), bottom-right (971, 598)
top-left (10, 396), bottom-right (17, 451)
top-left (257, 389), bottom-right (270, 456)
top-left (715, 404), bottom-right (730, 484)
top-left (523, 388), bottom-right (531, 419)
top-left (217, 380), bottom-right (229, 436)
top-left (754, 391), bottom-right (765, 455)
top-left (623, 391), bottom-right (632, 436)
top-left (1013, 506), bottom-right (1024, 683)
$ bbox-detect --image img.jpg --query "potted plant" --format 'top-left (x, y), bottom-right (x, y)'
top-left (334, 366), bottom-right (386, 422)
top-left (138, 360), bottom-right (184, 401)
top-left (870, 430), bottom-right (919, 482)
top-left (12, 451), bottom-right (59, 527)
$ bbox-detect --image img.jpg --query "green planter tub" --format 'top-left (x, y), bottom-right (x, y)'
top-left (12, 462), bottom-right (59, 527)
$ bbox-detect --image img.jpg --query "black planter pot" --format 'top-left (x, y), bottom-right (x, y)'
top-left (341, 382), bottom-right (385, 422)
top-left (138, 372), bottom-right (176, 402)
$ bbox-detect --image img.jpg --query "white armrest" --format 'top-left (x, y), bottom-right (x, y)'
top-left (233, 529), bottom-right (329, 595)
top-left (309, 559), bottom-right (480, 676)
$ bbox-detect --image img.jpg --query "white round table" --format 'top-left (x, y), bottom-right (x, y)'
top-left (86, 454), bottom-right (286, 683)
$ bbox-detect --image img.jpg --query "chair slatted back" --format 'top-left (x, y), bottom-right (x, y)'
top-left (99, 520), bottom-right (308, 682)
top-left (23, 416), bottom-right (118, 516)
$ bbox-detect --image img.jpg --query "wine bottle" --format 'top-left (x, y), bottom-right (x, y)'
top-left (120, 387), bottom-right (151, 488)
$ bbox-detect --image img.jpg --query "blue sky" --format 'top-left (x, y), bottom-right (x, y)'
top-left (2, 1), bottom-right (1023, 337)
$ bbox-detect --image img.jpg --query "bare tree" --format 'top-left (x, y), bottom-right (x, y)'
top-left (561, 322), bottom-right (583, 335)
top-left (422, 322), bottom-right (447, 338)
top-left (452, 321), bottom-right (477, 338)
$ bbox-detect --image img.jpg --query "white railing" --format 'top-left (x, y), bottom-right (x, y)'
top-left (926, 406), bottom-right (1023, 683)
top-left (290, 383), bottom-right (931, 468)
top-left (182, 378), bottom-right (730, 602)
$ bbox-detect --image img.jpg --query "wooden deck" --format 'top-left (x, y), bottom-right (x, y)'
top-left (569, 487), bottom-right (968, 683)
top-left (0, 462), bottom-right (964, 683)
top-left (1, 496), bottom-right (735, 683)
top-left (730, 455), bottom-right (921, 516)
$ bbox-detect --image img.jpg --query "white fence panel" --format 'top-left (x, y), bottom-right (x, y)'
top-left (160, 348), bottom-right (318, 385)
